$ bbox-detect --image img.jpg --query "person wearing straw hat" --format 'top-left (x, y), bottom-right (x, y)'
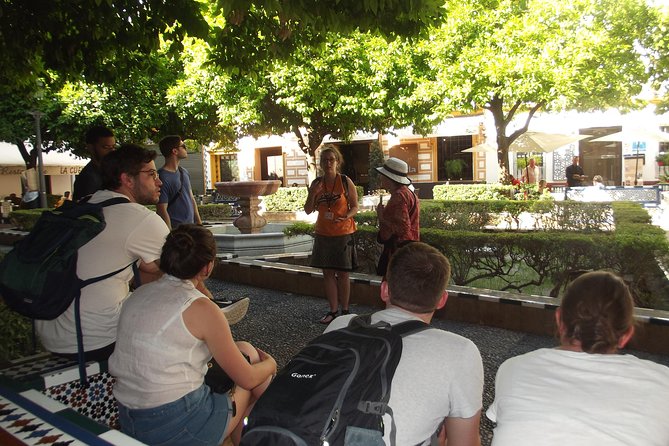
top-left (375, 157), bottom-right (419, 277)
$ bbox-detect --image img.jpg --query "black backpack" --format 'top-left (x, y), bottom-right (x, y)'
top-left (241, 314), bottom-right (429, 446)
top-left (0, 197), bottom-right (134, 383)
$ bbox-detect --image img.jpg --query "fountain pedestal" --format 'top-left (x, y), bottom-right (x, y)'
top-left (214, 180), bottom-right (281, 234)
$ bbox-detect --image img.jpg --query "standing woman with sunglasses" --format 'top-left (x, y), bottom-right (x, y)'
top-left (304, 144), bottom-right (359, 324)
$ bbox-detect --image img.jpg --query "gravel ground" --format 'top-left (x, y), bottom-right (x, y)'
top-left (207, 278), bottom-right (669, 446)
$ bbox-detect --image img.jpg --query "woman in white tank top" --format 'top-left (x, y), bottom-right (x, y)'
top-left (110, 224), bottom-right (276, 446)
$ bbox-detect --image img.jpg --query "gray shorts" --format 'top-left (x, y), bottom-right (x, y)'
top-left (310, 233), bottom-right (357, 271)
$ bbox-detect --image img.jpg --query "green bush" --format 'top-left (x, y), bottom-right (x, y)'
top-left (419, 200), bottom-right (612, 232)
top-left (0, 252), bottom-right (39, 363)
top-left (263, 187), bottom-right (309, 212)
top-left (263, 185), bottom-right (363, 213)
top-left (285, 201), bottom-right (668, 307)
top-left (198, 203), bottom-right (234, 221)
top-left (433, 184), bottom-right (517, 200)
top-left (0, 301), bottom-right (36, 363)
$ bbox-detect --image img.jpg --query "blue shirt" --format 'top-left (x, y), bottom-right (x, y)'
top-left (158, 167), bottom-right (195, 227)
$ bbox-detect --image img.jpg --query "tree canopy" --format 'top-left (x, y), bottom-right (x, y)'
top-left (167, 31), bottom-right (439, 176)
top-left (423, 0), bottom-right (662, 171)
top-left (0, 0), bottom-right (445, 88)
top-left (2, 0), bottom-right (667, 178)
top-left (0, 0), bottom-right (446, 167)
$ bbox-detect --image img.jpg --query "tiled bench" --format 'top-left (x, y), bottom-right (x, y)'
top-left (0, 353), bottom-right (144, 445)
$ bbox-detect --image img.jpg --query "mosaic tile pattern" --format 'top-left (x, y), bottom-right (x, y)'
top-left (44, 372), bottom-right (119, 430)
top-left (1, 355), bottom-right (76, 384)
top-left (0, 396), bottom-right (81, 445)
top-left (0, 388), bottom-right (114, 446)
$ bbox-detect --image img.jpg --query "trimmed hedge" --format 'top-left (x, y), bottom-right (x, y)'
top-left (198, 203), bottom-right (234, 221)
top-left (433, 183), bottom-right (552, 201)
top-left (433, 184), bottom-right (516, 201)
top-left (263, 185), bottom-right (364, 212)
top-left (0, 252), bottom-right (38, 363)
top-left (285, 201), bottom-right (669, 308)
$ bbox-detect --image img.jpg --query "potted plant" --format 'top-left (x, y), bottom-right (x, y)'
top-left (444, 159), bottom-right (467, 180)
top-left (657, 152), bottom-right (669, 166)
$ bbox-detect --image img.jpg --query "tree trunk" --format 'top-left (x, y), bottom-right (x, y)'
top-left (293, 127), bottom-right (325, 183)
top-left (486, 95), bottom-right (545, 178)
top-left (15, 140), bottom-right (36, 169)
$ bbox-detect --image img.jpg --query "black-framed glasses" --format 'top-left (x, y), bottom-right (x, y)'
top-left (139, 169), bottom-right (159, 180)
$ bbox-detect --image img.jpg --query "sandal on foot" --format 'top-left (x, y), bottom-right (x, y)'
top-left (341, 309), bottom-right (350, 315)
top-left (319, 311), bottom-right (338, 324)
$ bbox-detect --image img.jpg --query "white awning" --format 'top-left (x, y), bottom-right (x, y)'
top-left (0, 142), bottom-right (87, 175)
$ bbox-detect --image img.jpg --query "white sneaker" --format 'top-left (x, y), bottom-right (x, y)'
top-left (218, 297), bottom-right (250, 325)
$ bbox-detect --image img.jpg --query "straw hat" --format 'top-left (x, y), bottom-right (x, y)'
top-left (376, 157), bottom-right (411, 185)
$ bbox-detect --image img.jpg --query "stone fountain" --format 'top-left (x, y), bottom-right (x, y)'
top-left (211, 180), bottom-right (313, 256)
top-left (215, 180), bottom-right (281, 234)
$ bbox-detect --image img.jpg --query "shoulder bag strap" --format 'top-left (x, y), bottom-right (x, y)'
top-left (340, 174), bottom-right (350, 210)
top-left (164, 167), bottom-right (185, 207)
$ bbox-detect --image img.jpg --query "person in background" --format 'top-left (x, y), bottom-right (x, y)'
top-left (73, 125), bottom-right (116, 201)
top-left (326, 242), bottom-right (484, 446)
top-left (487, 271), bottom-right (669, 446)
top-left (521, 158), bottom-right (540, 184)
top-left (565, 155), bottom-right (586, 188)
top-left (592, 174), bottom-right (605, 188)
top-left (375, 157), bottom-right (419, 277)
top-left (304, 144), bottom-right (358, 324)
top-left (110, 224), bottom-right (276, 446)
top-left (156, 135), bottom-right (202, 229)
top-left (54, 191), bottom-right (71, 208)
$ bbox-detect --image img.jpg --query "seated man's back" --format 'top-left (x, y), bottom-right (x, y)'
top-left (326, 308), bottom-right (483, 445)
top-left (325, 242), bottom-right (484, 446)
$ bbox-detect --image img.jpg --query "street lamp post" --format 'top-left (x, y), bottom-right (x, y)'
top-left (29, 111), bottom-right (48, 208)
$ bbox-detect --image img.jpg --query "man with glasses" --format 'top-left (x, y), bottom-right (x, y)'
top-left (36, 144), bottom-right (170, 362)
top-left (155, 136), bottom-right (249, 319)
top-left (156, 135), bottom-right (202, 229)
top-left (73, 125), bottom-right (117, 201)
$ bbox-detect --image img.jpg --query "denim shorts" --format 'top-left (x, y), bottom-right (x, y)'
top-left (117, 384), bottom-right (232, 446)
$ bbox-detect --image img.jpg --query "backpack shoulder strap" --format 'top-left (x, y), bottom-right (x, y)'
top-left (348, 313), bottom-right (429, 338)
top-left (340, 174), bottom-right (351, 209)
top-left (98, 197), bottom-right (131, 207)
top-left (391, 319), bottom-right (429, 337)
top-left (58, 196), bottom-right (129, 218)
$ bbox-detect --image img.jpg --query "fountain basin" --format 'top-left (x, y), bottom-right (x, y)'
top-left (208, 222), bottom-right (313, 257)
top-left (215, 180), bottom-right (281, 197)
top-left (214, 180), bottom-right (282, 234)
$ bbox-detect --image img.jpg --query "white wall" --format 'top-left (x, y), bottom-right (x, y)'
top-left (50, 175), bottom-right (74, 196)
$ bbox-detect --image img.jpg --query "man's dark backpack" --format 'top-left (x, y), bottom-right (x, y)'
top-left (241, 314), bottom-right (429, 446)
top-left (0, 197), bottom-right (134, 383)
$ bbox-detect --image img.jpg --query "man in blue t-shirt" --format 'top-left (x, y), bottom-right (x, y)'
top-left (156, 135), bottom-right (202, 229)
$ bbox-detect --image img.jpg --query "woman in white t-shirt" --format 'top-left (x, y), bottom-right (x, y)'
top-left (487, 271), bottom-right (669, 446)
top-left (110, 225), bottom-right (276, 446)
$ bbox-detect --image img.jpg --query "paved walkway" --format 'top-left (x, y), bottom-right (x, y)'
top-left (208, 279), bottom-right (669, 446)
